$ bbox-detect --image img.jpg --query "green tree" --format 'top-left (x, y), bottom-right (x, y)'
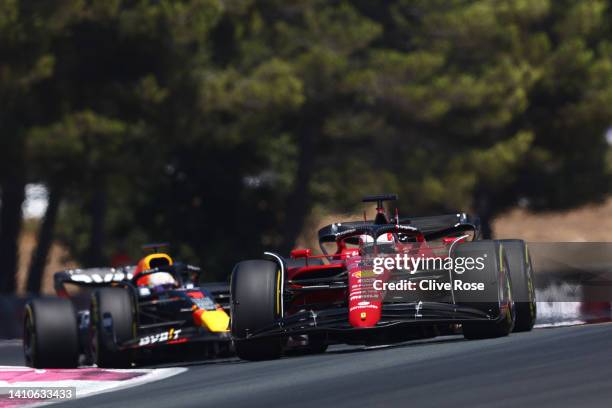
top-left (48, 0), bottom-right (226, 272)
top-left (0, 0), bottom-right (77, 293)
top-left (3, 0), bottom-right (611, 292)
top-left (106, 0), bottom-right (612, 277)
top-left (25, 0), bottom-right (223, 292)
top-left (269, 0), bottom-right (612, 239)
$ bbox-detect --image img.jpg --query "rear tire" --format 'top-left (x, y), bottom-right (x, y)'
top-left (500, 239), bottom-right (536, 332)
top-left (452, 240), bottom-right (515, 339)
top-left (231, 260), bottom-right (284, 361)
top-left (90, 288), bottom-right (135, 368)
top-left (23, 298), bottom-right (79, 368)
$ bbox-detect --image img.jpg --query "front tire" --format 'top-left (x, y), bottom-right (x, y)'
top-left (23, 297), bottom-right (79, 368)
top-left (90, 288), bottom-right (135, 368)
top-left (231, 260), bottom-right (284, 361)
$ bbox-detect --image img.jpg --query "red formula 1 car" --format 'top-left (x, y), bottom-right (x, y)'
top-left (23, 247), bottom-right (231, 368)
top-left (230, 194), bottom-right (536, 360)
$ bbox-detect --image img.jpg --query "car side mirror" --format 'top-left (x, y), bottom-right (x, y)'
top-left (290, 248), bottom-right (311, 259)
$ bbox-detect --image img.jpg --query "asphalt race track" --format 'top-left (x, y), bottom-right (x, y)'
top-left (2, 324), bottom-right (612, 408)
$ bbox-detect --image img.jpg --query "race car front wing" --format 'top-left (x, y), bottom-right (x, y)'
top-left (98, 317), bottom-right (230, 353)
top-left (238, 301), bottom-right (500, 340)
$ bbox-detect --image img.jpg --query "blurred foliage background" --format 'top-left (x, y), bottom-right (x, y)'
top-left (0, 0), bottom-right (611, 293)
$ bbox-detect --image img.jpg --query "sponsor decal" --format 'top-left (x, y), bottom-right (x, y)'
top-left (351, 270), bottom-right (378, 279)
top-left (349, 303), bottom-right (380, 312)
top-left (191, 297), bottom-right (216, 311)
top-left (138, 329), bottom-right (181, 346)
top-left (186, 291), bottom-right (204, 299)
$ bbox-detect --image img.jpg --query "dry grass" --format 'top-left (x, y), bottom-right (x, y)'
top-left (493, 197), bottom-right (612, 242)
top-left (16, 232), bottom-right (78, 295)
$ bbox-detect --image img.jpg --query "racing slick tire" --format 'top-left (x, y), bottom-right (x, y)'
top-left (231, 260), bottom-right (285, 361)
top-left (499, 239), bottom-right (536, 332)
top-left (451, 240), bottom-right (516, 339)
top-left (23, 297), bottom-right (79, 368)
top-left (90, 287), bottom-right (135, 368)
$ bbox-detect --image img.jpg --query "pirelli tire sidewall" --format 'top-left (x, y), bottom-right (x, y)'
top-left (23, 297), bottom-right (79, 368)
top-left (231, 259), bottom-right (284, 361)
top-left (90, 287), bottom-right (135, 368)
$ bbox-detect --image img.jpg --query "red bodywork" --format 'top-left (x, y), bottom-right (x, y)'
top-left (286, 233), bottom-right (465, 329)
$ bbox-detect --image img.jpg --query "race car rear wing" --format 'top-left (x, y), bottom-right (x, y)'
top-left (54, 267), bottom-right (134, 296)
top-left (399, 213), bottom-right (480, 236)
top-left (54, 264), bottom-right (215, 299)
top-left (318, 213), bottom-right (480, 244)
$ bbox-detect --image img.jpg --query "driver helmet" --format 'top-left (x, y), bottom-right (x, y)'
top-left (134, 253), bottom-right (178, 289)
top-left (358, 232), bottom-right (396, 245)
